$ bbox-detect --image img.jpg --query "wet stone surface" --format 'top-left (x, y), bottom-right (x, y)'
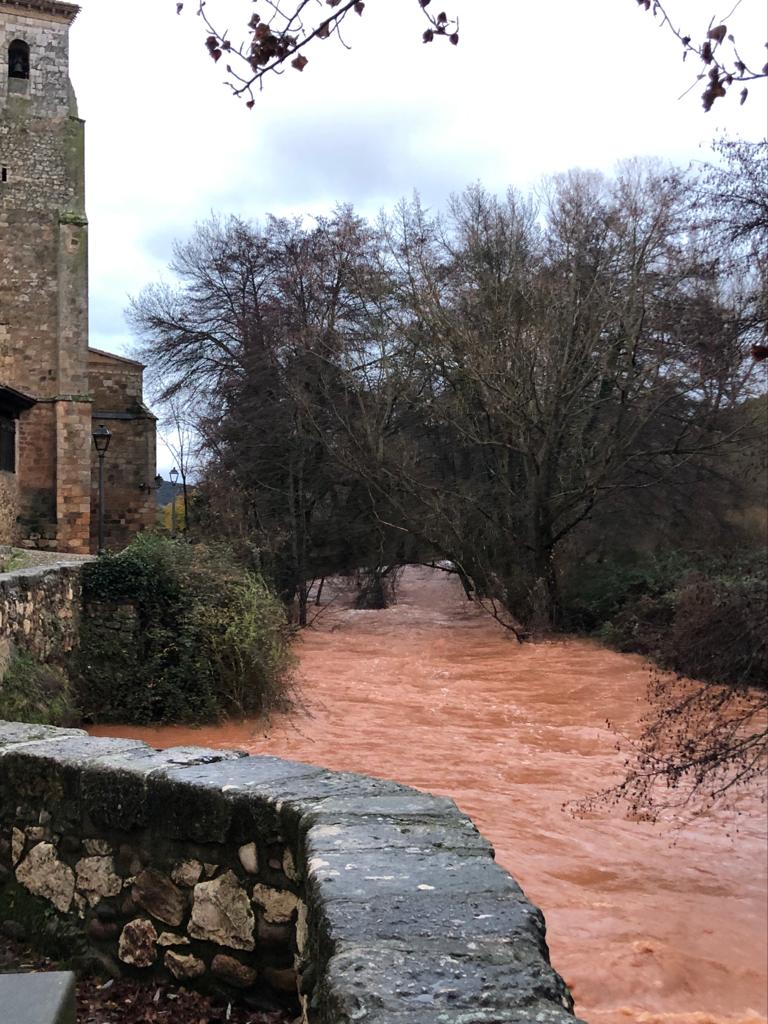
top-left (305, 848), bottom-right (519, 903)
top-left (320, 943), bottom-right (574, 1016)
top-left (313, 889), bottom-right (546, 952)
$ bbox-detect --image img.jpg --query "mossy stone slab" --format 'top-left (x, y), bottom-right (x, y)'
top-left (81, 745), bottom-right (246, 830)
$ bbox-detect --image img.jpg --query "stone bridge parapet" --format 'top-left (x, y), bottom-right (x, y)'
top-left (0, 722), bottom-right (580, 1023)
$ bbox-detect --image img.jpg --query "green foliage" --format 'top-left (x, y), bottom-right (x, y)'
top-left (561, 550), bottom-right (768, 688)
top-left (666, 571), bottom-right (767, 688)
top-left (0, 651), bottom-right (77, 726)
top-left (74, 534), bottom-right (294, 724)
top-left (560, 553), bottom-right (692, 634)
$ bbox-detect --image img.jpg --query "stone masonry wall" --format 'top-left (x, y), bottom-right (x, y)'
top-left (88, 349), bottom-right (144, 410)
top-left (15, 403), bottom-right (57, 547)
top-left (88, 350), bottom-right (156, 552)
top-left (0, 4), bottom-right (79, 120)
top-left (0, 723), bottom-right (581, 1024)
top-left (0, 1), bottom-right (92, 555)
top-left (0, 561), bottom-right (83, 663)
top-left (0, 471), bottom-right (19, 544)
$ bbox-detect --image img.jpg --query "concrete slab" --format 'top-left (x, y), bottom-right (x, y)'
top-left (0, 972), bottom-right (76, 1024)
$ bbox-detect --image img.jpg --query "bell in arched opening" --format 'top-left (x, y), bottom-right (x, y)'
top-left (8, 39), bottom-right (30, 80)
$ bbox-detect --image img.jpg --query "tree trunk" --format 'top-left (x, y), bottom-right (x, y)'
top-left (530, 506), bottom-right (559, 631)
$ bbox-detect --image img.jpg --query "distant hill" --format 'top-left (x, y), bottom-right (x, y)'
top-left (155, 478), bottom-right (191, 508)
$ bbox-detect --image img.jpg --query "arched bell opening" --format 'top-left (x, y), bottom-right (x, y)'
top-left (8, 39), bottom-right (30, 80)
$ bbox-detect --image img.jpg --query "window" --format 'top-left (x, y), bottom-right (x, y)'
top-left (0, 416), bottom-right (15, 474)
top-left (8, 40), bottom-right (30, 80)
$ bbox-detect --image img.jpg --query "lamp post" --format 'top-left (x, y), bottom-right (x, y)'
top-left (92, 424), bottom-right (112, 555)
top-left (169, 466), bottom-right (179, 538)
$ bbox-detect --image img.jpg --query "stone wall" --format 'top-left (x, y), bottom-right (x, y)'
top-left (88, 348), bottom-right (145, 410)
top-left (0, 471), bottom-right (19, 544)
top-left (15, 403), bottom-right (57, 548)
top-left (0, 3), bottom-right (79, 120)
top-left (0, 562), bottom-right (82, 663)
top-left (0, 723), bottom-right (581, 1024)
top-left (88, 349), bottom-right (157, 553)
top-left (1, 1), bottom-right (91, 555)
top-left (1, 3), bottom-right (155, 556)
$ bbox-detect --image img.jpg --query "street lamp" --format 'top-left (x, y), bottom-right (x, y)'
top-left (92, 424), bottom-right (112, 555)
top-left (169, 466), bottom-right (179, 538)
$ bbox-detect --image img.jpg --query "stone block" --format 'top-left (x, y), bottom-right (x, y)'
top-left (146, 756), bottom-right (324, 844)
top-left (165, 950), bottom-right (206, 980)
top-left (252, 883), bottom-right (299, 924)
top-left (0, 722), bottom-right (83, 751)
top-left (15, 841), bottom-right (74, 913)
top-left (0, 972), bottom-right (76, 1024)
top-left (81, 744), bottom-right (246, 831)
top-left (211, 953), bottom-right (258, 989)
top-left (118, 918), bottom-right (158, 968)
top-left (188, 871), bottom-right (255, 950)
top-left (312, 890), bottom-right (546, 957)
top-left (305, 848), bottom-right (519, 905)
top-left (319, 943), bottom-right (575, 1018)
top-left (132, 868), bottom-right (186, 927)
top-left (323, 1009), bottom-right (579, 1024)
top-left (298, 790), bottom-right (466, 831)
top-left (0, 734), bottom-right (143, 830)
top-left (75, 855), bottom-right (122, 906)
top-left (304, 816), bottom-right (493, 858)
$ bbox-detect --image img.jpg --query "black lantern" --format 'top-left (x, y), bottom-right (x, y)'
top-left (169, 467), bottom-right (179, 537)
top-left (92, 424), bottom-right (112, 554)
top-left (92, 424), bottom-right (111, 454)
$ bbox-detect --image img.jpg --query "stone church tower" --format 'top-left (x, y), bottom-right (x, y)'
top-left (0, 0), bottom-right (155, 553)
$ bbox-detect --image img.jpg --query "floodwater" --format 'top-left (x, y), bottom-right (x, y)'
top-left (91, 566), bottom-right (768, 1024)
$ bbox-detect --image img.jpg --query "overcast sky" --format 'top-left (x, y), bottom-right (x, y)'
top-left (66, 0), bottom-right (767, 469)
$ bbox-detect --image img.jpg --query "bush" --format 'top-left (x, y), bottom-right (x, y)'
top-left (0, 651), bottom-right (78, 726)
top-left (667, 573), bottom-right (767, 688)
top-left (561, 549), bottom-right (767, 688)
top-left (74, 534), bottom-right (294, 724)
top-left (560, 552), bottom-right (692, 633)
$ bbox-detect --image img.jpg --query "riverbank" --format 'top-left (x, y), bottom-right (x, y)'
top-left (91, 566), bottom-right (768, 1024)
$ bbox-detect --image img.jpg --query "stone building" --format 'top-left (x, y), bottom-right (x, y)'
top-left (0, 0), bottom-right (155, 554)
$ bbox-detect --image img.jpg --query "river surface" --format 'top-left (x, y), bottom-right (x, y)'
top-left (91, 566), bottom-right (768, 1024)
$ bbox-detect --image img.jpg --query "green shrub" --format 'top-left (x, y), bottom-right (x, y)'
top-left (561, 549), bottom-right (767, 688)
top-left (0, 651), bottom-right (78, 726)
top-left (73, 534), bottom-right (294, 724)
top-left (560, 552), bottom-right (693, 633)
top-left (666, 573), bottom-right (767, 688)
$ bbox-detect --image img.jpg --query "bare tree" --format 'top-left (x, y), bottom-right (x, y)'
top-left (129, 161), bottom-right (762, 629)
top-left (158, 394), bottom-right (199, 529)
top-left (128, 209), bottom-right (382, 624)
top-left (359, 166), bottom-right (757, 624)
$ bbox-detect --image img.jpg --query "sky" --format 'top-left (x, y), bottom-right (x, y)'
top-left (65, 0), bottom-right (767, 471)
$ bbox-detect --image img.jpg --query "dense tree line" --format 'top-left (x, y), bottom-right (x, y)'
top-left (130, 142), bottom-right (766, 809)
top-left (131, 146), bottom-right (765, 622)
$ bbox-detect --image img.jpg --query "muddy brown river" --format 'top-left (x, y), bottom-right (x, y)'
top-left (91, 566), bottom-right (768, 1024)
